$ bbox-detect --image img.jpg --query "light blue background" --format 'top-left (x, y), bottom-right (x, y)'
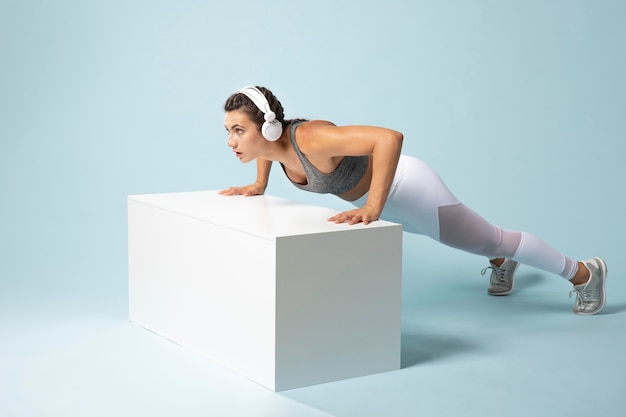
top-left (1, 1), bottom-right (625, 416)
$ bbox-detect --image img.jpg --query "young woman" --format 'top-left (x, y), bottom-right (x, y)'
top-left (219, 85), bottom-right (608, 315)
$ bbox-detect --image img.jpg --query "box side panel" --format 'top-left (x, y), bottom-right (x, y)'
top-left (274, 226), bottom-right (402, 391)
top-left (128, 199), bottom-right (276, 389)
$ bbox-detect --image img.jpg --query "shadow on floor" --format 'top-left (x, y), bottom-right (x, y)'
top-left (599, 303), bottom-right (626, 315)
top-left (512, 272), bottom-right (546, 292)
top-left (400, 331), bottom-right (477, 368)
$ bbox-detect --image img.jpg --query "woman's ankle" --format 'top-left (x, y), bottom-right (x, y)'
top-left (569, 262), bottom-right (590, 286)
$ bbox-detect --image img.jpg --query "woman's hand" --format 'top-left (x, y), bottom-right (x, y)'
top-left (218, 181), bottom-right (266, 196)
top-left (327, 205), bottom-right (380, 225)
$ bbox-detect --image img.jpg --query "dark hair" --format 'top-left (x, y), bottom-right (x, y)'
top-left (223, 86), bottom-right (306, 131)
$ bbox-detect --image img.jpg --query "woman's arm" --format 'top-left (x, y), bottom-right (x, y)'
top-left (302, 123), bottom-right (403, 224)
top-left (219, 158), bottom-right (273, 196)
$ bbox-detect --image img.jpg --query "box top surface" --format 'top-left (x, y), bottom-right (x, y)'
top-left (128, 191), bottom-right (400, 239)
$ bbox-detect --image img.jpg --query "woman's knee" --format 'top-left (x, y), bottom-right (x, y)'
top-left (437, 203), bottom-right (516, 256)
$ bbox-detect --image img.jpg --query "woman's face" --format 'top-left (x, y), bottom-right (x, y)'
top-left (224, 110), bottom-right (266, 163)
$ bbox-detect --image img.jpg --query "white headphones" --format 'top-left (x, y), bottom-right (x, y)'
top-left (235, 86), bottom-right (283, 141)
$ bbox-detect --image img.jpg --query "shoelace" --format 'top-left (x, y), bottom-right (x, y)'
top-left (570, 282), bottom-right (603, 314)
top-left (569, 283), bottom-right (594, 307)
top-left (481, 265), bottom-right (507, 283)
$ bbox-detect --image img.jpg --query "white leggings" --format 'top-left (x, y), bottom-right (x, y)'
top-left (352, 156), bottom-right (578, 279)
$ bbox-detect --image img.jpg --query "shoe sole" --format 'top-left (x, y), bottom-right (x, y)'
top-left (575, 257), bottom-right (608, 316)
top-left (488, 287), bottom-right (514, 296)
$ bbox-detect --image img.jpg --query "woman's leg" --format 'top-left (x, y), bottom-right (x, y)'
top-left (373, 156), bottom-right (578, 279)
top-left (353, 155), bottom-right (607, 314)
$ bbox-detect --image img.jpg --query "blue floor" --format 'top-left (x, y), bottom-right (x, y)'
top-left (2, 238), bottom-right (624, 417)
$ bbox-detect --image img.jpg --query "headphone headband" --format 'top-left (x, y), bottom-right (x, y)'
top-left (236, 86), bottom-right (271, 114)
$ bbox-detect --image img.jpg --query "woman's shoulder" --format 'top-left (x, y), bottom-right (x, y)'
top-left (293, 120), bottom-right (336, 139)
top-left (293, 120), bottom-right (344, 156)
top-left (294, 119), bottom-right (334, 129)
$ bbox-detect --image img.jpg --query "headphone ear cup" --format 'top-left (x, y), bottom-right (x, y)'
top-left (262, 120), bottom-right (283, 141)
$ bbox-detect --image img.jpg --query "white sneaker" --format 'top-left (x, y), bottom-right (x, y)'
top-left (481, 258), bottom-right (519, 296)
top-left (570, 257), bottom-right (608, 315)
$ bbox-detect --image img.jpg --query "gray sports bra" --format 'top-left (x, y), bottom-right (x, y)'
top-left (280, 120), bottom-right (369, 195)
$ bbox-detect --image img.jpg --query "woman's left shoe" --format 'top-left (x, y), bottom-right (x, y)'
top-left (482, 258), bottom-right (520, 296)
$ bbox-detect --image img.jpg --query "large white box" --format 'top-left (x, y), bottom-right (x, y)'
top-left (128, 191), bottom-right (402, 391)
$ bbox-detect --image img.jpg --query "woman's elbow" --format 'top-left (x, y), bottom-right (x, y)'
top-left (391, 130), bottom-right (403, 149)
